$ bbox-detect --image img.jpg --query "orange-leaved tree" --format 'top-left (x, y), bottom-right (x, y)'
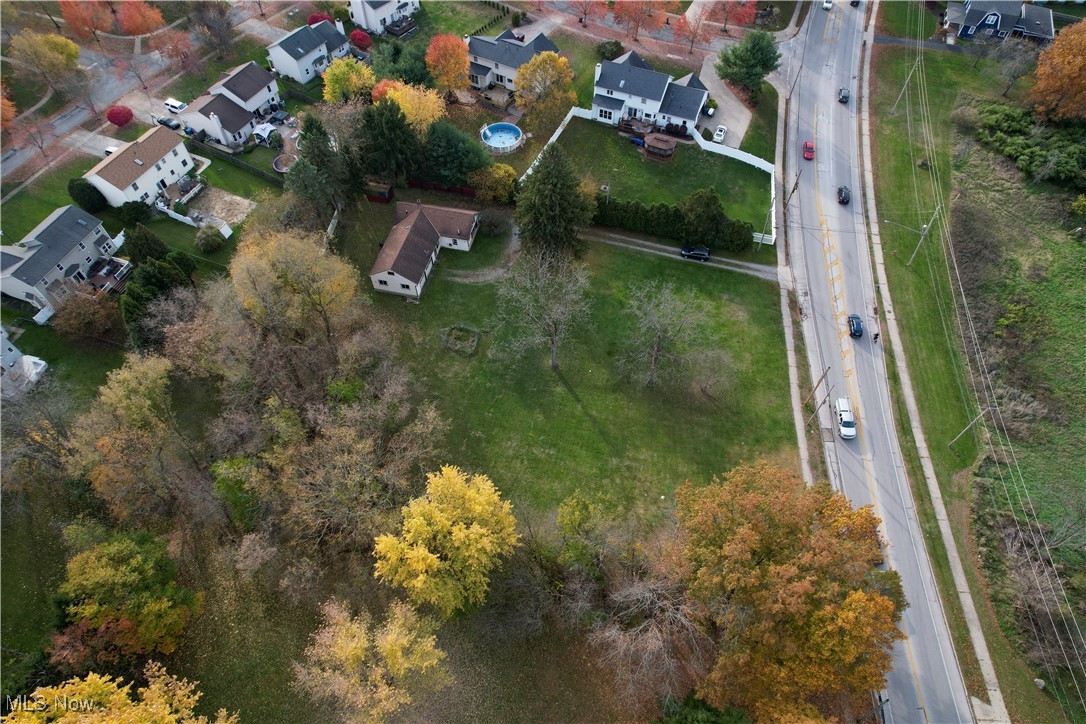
top-left (117, 0), bottom-right (165, 36)
top-left (613, 0), bottom-right (677, 40)
top-left (673, 8), bottom-right (715, 53)
top-left (569, 0), bottom-right (605, 27)
top-left (59, 1), bottom-right (113, 47)
top-left (711, 0), bottom-right (758, 32)
top-left (676, 461), bottom-right (905, 720)
top-left (1, 85), bottom-right (15, 132)
top-left (425, 33), bottom-right (470, 92)
top-left (1030, 19), bottom-right (1086, 121)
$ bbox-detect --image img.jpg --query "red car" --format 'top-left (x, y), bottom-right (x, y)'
top-left (803, 140), bottom-right (815, 160)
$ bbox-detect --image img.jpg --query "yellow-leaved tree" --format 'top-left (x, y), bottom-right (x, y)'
top-left (467, 163), bottom-right (517, 203)
top-left (513, 51), bottom-right (577, 134)
top-left (374, 465), bottom-right (519, 617)
top-left (383, 83), bottom-right (445, 136)
top-left (291, 599), bottom-right (447, 724)
top-left (322, 56), bottom-right (376, 103)
top-left (3, 662), bottom-right (238, 723)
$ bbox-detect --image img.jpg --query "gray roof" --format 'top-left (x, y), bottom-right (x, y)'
top-left (596, 56), bottom-right (670, 101)
top-left (961, 0), bottom-right (1022, 32)
top-left (673, 73), bottom-right (707, 92)
top-left (183, 93), bottom-right (254, 133)
top-left (10, 206), bottom-right (103, 286)
top-left (365, 0), bottom-right (391, 8)
top-left (470, 61), bottom-right (490, 76)
top-left (468, 30), bottom-right (558, 71)
top-left (592, 93), bottom-right (625, 111)
top-left (213, 61), bottom-right (275, 102)
top-left (270, 20), bottom-right (346, 60)
top-left (1, 252), bottom-right (21, 271)
top-left (660, 82), bottom-right (707, 122)
top-left (612, 50), bottom-right (653, 70)
top-left (1019, 2), bottom-right (1054, 38)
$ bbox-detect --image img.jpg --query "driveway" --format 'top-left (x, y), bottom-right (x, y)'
top-left (695, 53), bottom-right (751, 148)
top-left (62, 129), bottom-right (120, 158)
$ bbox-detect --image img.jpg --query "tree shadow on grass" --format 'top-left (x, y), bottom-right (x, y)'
top-left (554, 367), bottom-right (619, 457)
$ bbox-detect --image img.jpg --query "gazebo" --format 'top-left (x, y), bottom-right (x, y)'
top-left (644, 133), bottom-right (677, 160)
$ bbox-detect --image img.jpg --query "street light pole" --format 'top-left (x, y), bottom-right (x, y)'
top-left (906, 203), bottom-right (941, 267)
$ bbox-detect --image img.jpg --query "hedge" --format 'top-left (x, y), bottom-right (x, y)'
top-left (593, 192), bottom-right (754, 252)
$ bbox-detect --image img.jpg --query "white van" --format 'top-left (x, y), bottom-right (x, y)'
top-left (163, 98), bottom-right (187, 114)
top-left (835, 398), bottom-right (857, 439)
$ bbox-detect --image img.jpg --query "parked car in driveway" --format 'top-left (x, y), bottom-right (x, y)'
top-left (803, 140), bottom-right (815, 160)
top-left (680, 245), bottom-right (710, 261)
top-left (837, 185), bottom-right (851, 204)
top-left (847, 313), bottom-right (863, 338)
top-left (713, 125), bottom-right (728, 144)
top-left (157, 117), bottom-right (181, 130)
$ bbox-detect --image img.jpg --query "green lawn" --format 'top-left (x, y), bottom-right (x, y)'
top-left (338, 205), bottom-right (797, 512)
top-left (104, 122), bottom-right (153, 143)
top-left (198, 154), bottom-right (282, 198)
top-left (161, 37), bottom-right (269, 104)
top-left (555, 117), bottom-right (771, 228)
top-left (413, 0), bottom-right (506, 42)
top-left (739, 81), bottom-right (778, 162)
top-left (877, 0), bottom-right (938, 38)
top-left (870, 46), bottom-right (1071, 723)
top-left (445, 104), bottom-right (502, 138)
top-left (553, 31), bottom-right (603, 107)
top-left (0, 156), bottom-right (99, 241)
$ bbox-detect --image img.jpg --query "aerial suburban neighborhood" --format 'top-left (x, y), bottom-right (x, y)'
top-left (1, 1), bottom-right (1084, 722)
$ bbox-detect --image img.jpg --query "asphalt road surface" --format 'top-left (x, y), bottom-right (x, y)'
top-left (780, 4), bottom-right (974, 722)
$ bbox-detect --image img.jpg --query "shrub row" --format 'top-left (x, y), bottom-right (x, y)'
top-left (976, 102), bottom-right (1086, 190)
top-left (592, 193), bottom-right (754, 252)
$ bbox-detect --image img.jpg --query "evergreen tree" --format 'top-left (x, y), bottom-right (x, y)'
top-left (423, 121), bottom-right (490, 186)
top-left (120, 258), bottom-right (191, 348)
top-left (296, 114), bottom-right (351, 211)
top-left (67, 177), bottom-right (107, 213)
top-left (123, 223), bottom-right (169, 266)
top-left (356, 99), bottom-right (420, 184)
top-left (515, 144), bottom-right (591, 256)
top-left (285, 156), bottom-right (337, 213)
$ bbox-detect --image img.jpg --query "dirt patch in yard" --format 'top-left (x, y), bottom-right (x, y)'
top-left (187, 187), bottom-right (257, 227)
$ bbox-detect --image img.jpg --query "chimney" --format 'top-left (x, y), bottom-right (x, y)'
top-left (335, 19), bottom-right (346, 36)
top-left (594, 62), bottom-right (602, 83)
top-left (209, 112), bottom-right (226, 141)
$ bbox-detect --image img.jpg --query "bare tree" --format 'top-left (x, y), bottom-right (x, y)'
top-left (189, 1), bottom-right (234, 50)
top-left (114, 53), bottom-right (156, 91)
top-left (589, 572), bottom-right (713, 707)
top-left (622, 281), bottom-right (713, 388)
top-left (986, 39), bottom-right (1041, 97)
top-left (495, 248), bottom-right (591, 371)
top-left (57, 66), bottom-right (104, 119)
top-left (12, 114), bottom-right (54, 157)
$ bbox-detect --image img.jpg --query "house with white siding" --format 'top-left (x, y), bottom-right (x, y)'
top-left (348, 0), bottom-right (420, 34)
top-left (209, 61), bottom-right (281, 115)
top-left (1, 327), bottom-right (48, 398)
top-left (467, 29), bottom-right (559, 91)
top-left (267, 20), bottom-right (350, 84)
top-left (369, 202), bottom-right (480, 300)
top-left (83, 126), bottom-right (194, 207)
top-left (180, 94), bottom-right (259, 147)
top-left (591, 51), bottom-right (708, 133)
top-left (0, 206), bottom-right (128, 317)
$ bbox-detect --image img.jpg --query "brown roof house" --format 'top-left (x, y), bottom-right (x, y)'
top-left (369, 202), bottom-right (480, 299)
top-left (83, 126), bottom-right (194, 208)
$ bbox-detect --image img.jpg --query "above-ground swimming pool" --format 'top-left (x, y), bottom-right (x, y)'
top-left (480, 122), bottom-right (525, 154)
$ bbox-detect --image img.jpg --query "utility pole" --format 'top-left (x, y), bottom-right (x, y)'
top-left (906, 203), bottom-right (941, 267)
top-left (784, 168), bottom-right (803, 206)
top-left (948, 407), bottom-right (993, 447)
top-left (803, 366), bottom-right (831, 406)
top-left (890, 57), bottom-right (920, 114)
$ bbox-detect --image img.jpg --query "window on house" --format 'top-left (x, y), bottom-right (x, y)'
top-left (451, 239), bottom-right (458, 246)
top-left (141, 193), bottom-right (149, 201)
top-left (154, 162), bottom-right (162, 171)
top-left (172, 149), bottom-right (179, 157)
top-left (986, 15), bottom-right (996, 24)
top-left (607, 90), bottom-right (613, 96)
top-left (181, 159), bottom-right (188, 167)
top-left (400, 284), bottom-right (410, 290)
top-left (131, 183), bottom-right (139, 191)
top-left (378, 280), bottom-right (388, 286)
top-left (85, 256), bottom-right (92, 264)
top-left (102, 243), bottom-right (111, 253)
top-left (306, 68), bottom-right (311, 75)
top-left (170, 170), bottom-right (176, 176)
top-left (78, 242), bottom-right (86, 250)
top-left (599, 109), bottom-right (613, 121)
top-left (641, 97), bottom-right (646, 103)
top-left (387, 271), bottom-right (395, 276)
top-left (56, 263), bottom-right (63, 271)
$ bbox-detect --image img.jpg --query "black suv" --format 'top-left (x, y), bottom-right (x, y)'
top-left (838, 88), bottom-right (850, 104)
top-left (157, 117), bottom-right (181, 130)
top-left (837, 185), bottom-right (851, 205)
top-left (680, 245), bottom-right (710, 262)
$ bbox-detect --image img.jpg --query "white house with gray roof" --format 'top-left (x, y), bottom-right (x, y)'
top-left (210, 61), bottom-right (281, 115)
top-left (348, 0), bottom-right (420, 34)
top-left (0, 206), bottom-right (128, 317)
top-left (591, 51), bottom-right (708, 133)
top-left (267, 20), bottom-right (350, 84)
top-left (467, 29), bottom-right (559, 91)
top-left (1, 327), bottom-right (48, 398)
top-left (83, 126), bottom-right (194, 207)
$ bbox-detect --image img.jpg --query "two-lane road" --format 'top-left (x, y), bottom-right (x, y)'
top-left (781, 3), bottom-right (973, 722)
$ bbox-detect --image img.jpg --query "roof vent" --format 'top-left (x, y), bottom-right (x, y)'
top-left (620, 79), bottom-right (625, 88)
top-left (134, 159), bottom-right (144, 166)
top-left (76, 219), bottom-right (87, 226)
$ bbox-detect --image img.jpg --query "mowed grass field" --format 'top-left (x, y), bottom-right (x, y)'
top-left (555, 118), bottom-right (771, 228)
top-left (870, 44), bottom-right (1070, 722)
